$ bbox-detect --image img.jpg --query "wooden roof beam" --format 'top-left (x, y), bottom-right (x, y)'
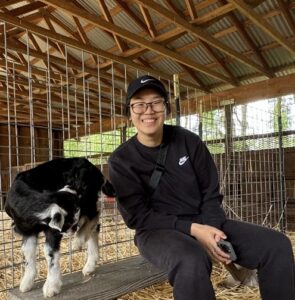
top-left (277, 0), bottom-right (295, 37)
top-left (139, 5), bottom-right (156, 39)
top-left (181, 65), bottom-right (211, 93)
top-left (120, 27), bottom-right (185, 60)
top-left (219, 0), bottom-right (274, 78)
top-left (191, 3), bottom-right (235, 26)
top-left (1, 9), bottom-right (45, 39)
top-left (73, 16), bottom-right (98, 65)
top-left (43, 11), bottom-right (66, 60)
top-left (229, 0), bottom-right (295, 56)
top-left (0, 10), bottom-right (202, 90)
top-left (97, 0), bottom-right (127, 52)
top-left (185, 0), bottom-right (197, 20)
top-left (47, 12), bottom-right (80, 39)
top-left (114, 0), bottom-right (151, 37)
top-left (0, 41), bottom-right (125, 93)
top-left (107, 2), bottom-right (295, 60)
top-left (164, 0), bottom-right (183, 18)
top-left (8, 1), bottom-right (47, 17)
top-left (197, 73), bottom-right (295, 106)
top-left (155, 1), bottom-right (238, 86)
top-left (0, 0), bottom-right (25, 9)
top-left (40, 0), bottom-right (234, 85)
top-left (200, 42), bottom-right (238, 84)
top-left (136, 0), bottom-right (272, 78)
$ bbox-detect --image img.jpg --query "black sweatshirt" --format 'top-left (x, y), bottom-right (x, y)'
top-left (108, 124), bottom-right (226, 235)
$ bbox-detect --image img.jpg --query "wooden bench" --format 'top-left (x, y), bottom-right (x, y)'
top-left (8, 256), bottom-right (167, 300)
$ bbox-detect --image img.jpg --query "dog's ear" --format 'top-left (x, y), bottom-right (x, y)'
top-left (36, 204), bottom-right (66, 232)
top-left (49, 210), bottom-right (65, 232)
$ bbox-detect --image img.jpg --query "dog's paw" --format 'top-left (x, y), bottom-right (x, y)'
top-left (82, 261), bottom-right (96, 276)
top-left (19, 271), bottom-right (36, 292)
top-left (42, 278), bottom-right (62, 298)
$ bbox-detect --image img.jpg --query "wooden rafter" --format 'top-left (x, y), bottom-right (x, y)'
top-left (114, 0), bottom-right (150, 36)
top-left (277, 0), bottom-right (295, 37)
top-left (181, 65), bottom-right (210, 93)
top-left (191, 3), bottom-right (235, 26)
top-left (72, 16), bottom-right (98, 65)
top-left (160, 1), bottom-right (238, 86)
top-left (185, 0), bottom-right (197, 20)
top-left (139, 5), bottom-right (156, 39)
top-left (0, 15), bottom-right (199, 92)
top-left (8, 2), bottom-right (47, 17)
top-left (0, 0), bottom-right (25, 9)
top-left (0, 0), bottom-right (294, 112)
top-left (164, 0), bottom-right (183, 17)
top-left (219, 0), bottom-right (274, 78)
top-left (200, 42), bottom-right (238, 85)
top-left (139, 3), bottom-right (210, 89)
top-left (229, 0), bottom-right (295, 56)
top-left (137, 0), bottom-right (272, 78)
top-left (97, 0), bottom-right (126, 52)
top-left (39, 0), bottom-right (234, 85)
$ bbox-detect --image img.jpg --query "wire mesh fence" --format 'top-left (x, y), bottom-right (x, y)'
top-left (0, 20), bottom-right (294, 299)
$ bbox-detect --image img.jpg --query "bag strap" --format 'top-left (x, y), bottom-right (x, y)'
top-left (148, 126), bottom-right (174, 193)
top-left (148, 140), bottom-right (169, 193)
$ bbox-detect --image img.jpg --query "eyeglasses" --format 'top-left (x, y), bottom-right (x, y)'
top-left (130, 99), bottom-right (166, 114)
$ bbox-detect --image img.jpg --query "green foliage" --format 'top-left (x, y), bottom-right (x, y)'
top-left (63, 95), bottom-right (295, 160)
top-left (64, 127), bottom-right (137, 165)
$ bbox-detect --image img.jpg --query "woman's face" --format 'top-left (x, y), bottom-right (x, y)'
top-left (129, 88), bottom-right (166, 146)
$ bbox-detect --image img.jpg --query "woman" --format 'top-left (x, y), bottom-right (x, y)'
top-left (108, 75), bottom-right (295, 300)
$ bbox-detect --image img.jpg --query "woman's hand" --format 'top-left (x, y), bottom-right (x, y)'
top-left (190, 223), bottom-right (232, 264)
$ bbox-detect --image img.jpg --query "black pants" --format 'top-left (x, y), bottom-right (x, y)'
top-left (135, 220), bottom-right (295, 300)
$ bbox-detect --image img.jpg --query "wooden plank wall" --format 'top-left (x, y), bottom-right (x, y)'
top-left (0, 125), bottom-right (63, 205)
top-left (285, 148), bottom-right (295, 230)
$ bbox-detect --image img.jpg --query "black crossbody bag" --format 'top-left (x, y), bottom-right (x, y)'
top-left (148, 142), bottom-right (169, 193)
top-left (148, 128), bottom-right (173, 193)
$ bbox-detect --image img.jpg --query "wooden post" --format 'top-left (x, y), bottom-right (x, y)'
top-left (198, 99), bottom-right (203, 139)
top-left (173, 74), bottom-right (180, 126)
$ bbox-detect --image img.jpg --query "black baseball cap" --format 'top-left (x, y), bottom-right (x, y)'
top-left (126, 75), bottom-right (168, 102)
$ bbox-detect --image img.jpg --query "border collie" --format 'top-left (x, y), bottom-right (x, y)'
top-left (5, 157), bottom-right (116, 298)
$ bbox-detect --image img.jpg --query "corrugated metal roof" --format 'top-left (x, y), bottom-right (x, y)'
top-left (51, 10), bottom-right (77, 33)
top-left (264, 47), bottom-right (295, 68)
top-left (1, 0), bottom-right (295, 102)
top-left (153, 57), bottom-right (183, 75)
top-left (86, 27), bottom-right (116, 51)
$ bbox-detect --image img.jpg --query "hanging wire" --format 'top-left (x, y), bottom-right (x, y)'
top-left (3, 20), bottom-right (14, 291)
top-left (26, 30), bottom-right (35, 164)
top-left (74, 77), bottom-right (78, 140)
top-left (12, 63), bottom-right (19, 170)
top-left (60, 74), bottom-right (65, 143)
top-left (110, 61), bottom-right (119, 260)
top-left (81, 50), bottom-right (88, 157)
top-left (65, 45), bottom-right (71, 141)
top-left (97, 54), bottom-right (104, 262)
top-left (4, 22), bottom-right (12, 187)
top-left (87, 81), bottom-right (91, 144)
top-left (46, 37), bottom-right (53, 161)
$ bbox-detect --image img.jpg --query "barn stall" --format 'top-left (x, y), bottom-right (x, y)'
top-left (0, 0), bottom-right (295, 299)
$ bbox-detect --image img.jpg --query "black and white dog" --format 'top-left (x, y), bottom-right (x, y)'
top-left (5, 157), bottom-right (116, 298)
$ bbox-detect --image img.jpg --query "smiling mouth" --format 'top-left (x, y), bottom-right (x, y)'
top-left (142, 118), bottom-right (156, 123)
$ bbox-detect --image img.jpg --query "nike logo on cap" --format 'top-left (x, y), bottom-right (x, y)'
top-left (140, 78), bottom-right (154, 84)
top-left (179, 156), bottom-right (189, 166)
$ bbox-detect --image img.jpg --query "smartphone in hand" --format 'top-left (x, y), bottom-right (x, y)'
top-left (217, 239), bottom-right (237, 261)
